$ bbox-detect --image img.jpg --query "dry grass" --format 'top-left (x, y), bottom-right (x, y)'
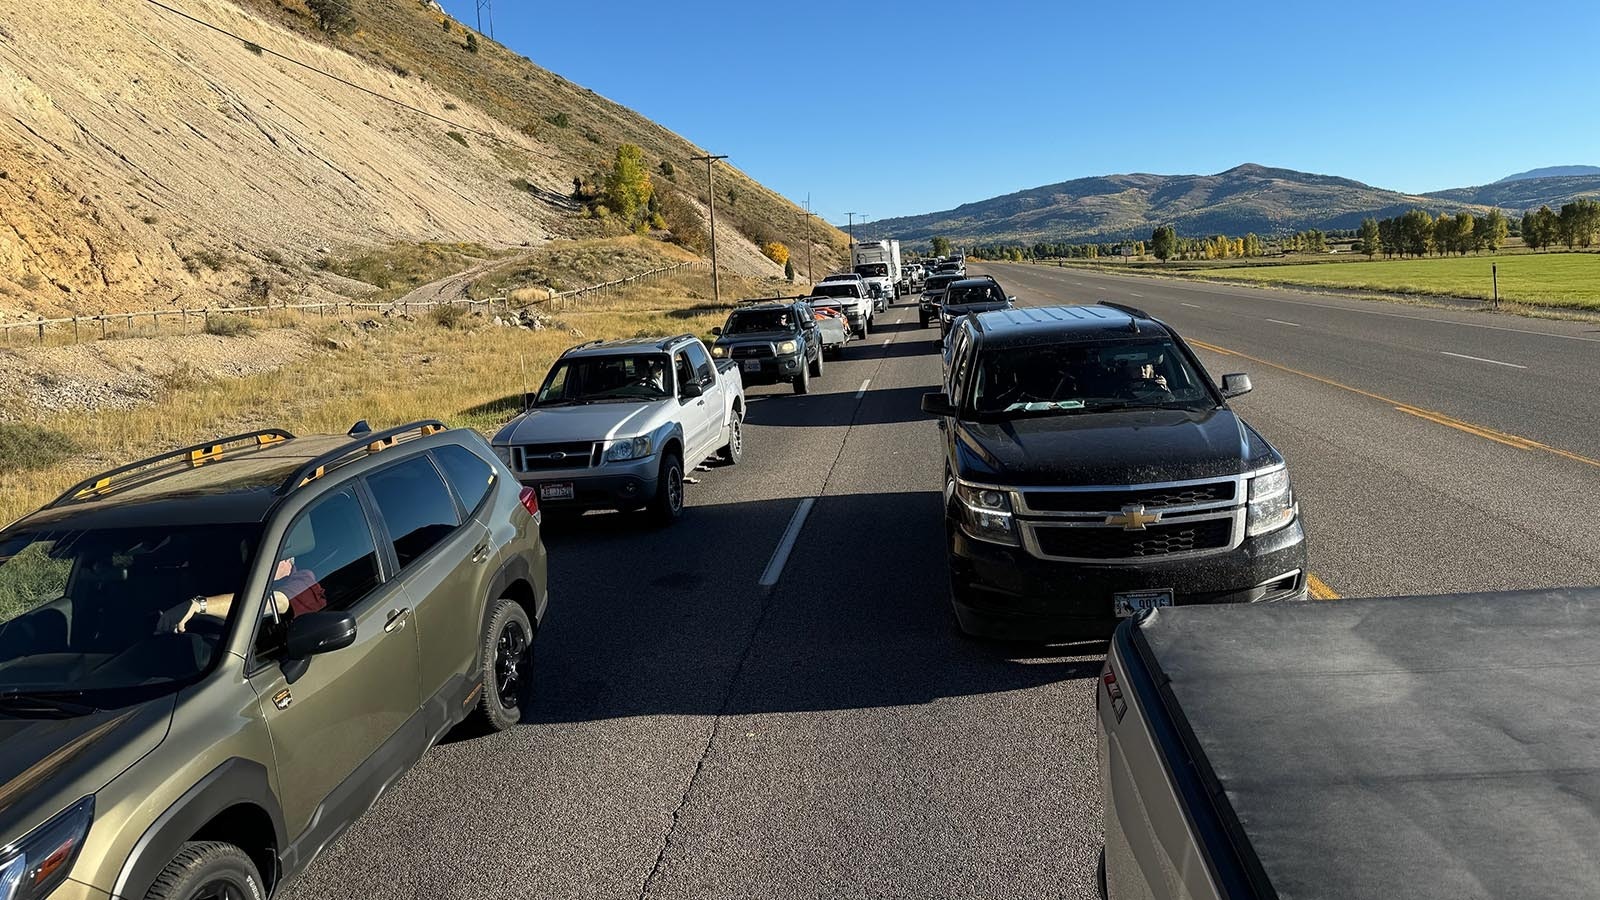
top-left (0, 267), bottom-right (784, 527)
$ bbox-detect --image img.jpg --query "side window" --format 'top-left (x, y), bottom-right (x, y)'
top-left (433, 444), bottom-right (496, 513)
top-left (367, 456), bottom-right (461, 569)
top-left (674, 352), bottom-right (695, 393)
top-left (256, 488), bottom-right (381, 653)
top-left (951, 329), bottom-right (977, 403)
top-left (684, 342), bottom-right (713, 383)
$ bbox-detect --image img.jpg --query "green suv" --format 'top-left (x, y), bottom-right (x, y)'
top-left (0, 420), bottom-right (547, 900)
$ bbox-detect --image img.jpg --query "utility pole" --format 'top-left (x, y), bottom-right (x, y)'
top-left (802, 194), bottom-right (816, 283)
top-left (475, 0), bottom-right (493, 38)
top-left (691, 154), bottom-right (730, 304)
top-left (847, 212), bottom-right (862, 252)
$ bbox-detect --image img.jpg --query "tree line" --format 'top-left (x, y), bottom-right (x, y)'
top-left (1520, 199), bottom-right (1599, 250)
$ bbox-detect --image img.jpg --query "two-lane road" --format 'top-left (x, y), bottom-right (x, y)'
top-left (284, 275), bottom-right (1600, 900)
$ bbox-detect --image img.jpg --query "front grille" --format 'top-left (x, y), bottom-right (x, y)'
top-left (1031, 517), bottom-right (1234, 561)
top-left (730, 344), bottom-right (774, 359)
top-left (1024, 481), bottom-right (1236, 513)
top-left (515, 442), bottom-right (597, 471)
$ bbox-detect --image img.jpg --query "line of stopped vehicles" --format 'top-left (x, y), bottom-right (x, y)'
top-left (0, 242), bottom-right (1582, 900)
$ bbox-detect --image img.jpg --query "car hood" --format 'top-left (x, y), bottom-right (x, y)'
top-left (716, 330), bottom-right (798, 345)
top-left (953, 407), bottom-right (1280, 486)
top-left (0, 697), bottom-right (174, 837)
top-left (493, 402), bottom-right (664, 445)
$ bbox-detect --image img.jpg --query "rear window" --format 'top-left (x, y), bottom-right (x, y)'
top-left (433, 444), bottom-right (495, 513)
top-left (925, 276), bottom-right (958, 291)
top-left (367, 456), bottom-right (461, 567)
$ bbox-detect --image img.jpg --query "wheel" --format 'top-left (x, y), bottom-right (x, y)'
top-left (473, 598), bottom-right (534, 732)
top-left (860, 319), bottom-right (870, 338)
top-left (793, 362), bottom-right (811, 394)
top-left (145, 841), bottom-right (264, 900)
top-left (809, 350), bottom-right (824, 378)
top-left (647, 451), bottom-right (684, 525)
top-left (717, 414), bottom-right (743, 465)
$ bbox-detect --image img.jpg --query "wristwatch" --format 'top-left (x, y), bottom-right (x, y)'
top-left (192, 594), bottom-right (208, 615)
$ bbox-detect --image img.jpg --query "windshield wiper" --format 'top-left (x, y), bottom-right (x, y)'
top-left (0, 690), bottom-right (99, 718)
top-left (1087, 400), bottom-right (1205, 414)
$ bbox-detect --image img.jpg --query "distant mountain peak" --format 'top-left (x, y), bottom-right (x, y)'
top-left (1495, 165), bottom-right (1600, 183)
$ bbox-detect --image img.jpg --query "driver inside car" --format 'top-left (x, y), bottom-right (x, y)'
top-left (156, 527), bottom-right (326, 634)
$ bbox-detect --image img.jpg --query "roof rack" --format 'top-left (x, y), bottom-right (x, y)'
top-left (656, 333), bottom-right (697, 350)
top-left (277, 420), bottom-right (448, 494)
top-left (561, 339), bottom-right (607, 356)
top-left (48, 429), bottom-right (296, 509)
top-left (736, 295), bottom-right (808, 305)
top-left (1098, 300), bottom-right (1152, 320)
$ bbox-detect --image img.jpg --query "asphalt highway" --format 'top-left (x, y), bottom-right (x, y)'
top-left (282, 272), bottom-right (1600, 900)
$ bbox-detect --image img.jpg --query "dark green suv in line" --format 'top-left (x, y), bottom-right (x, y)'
top-left (0, 421), bottom-right (547, 900)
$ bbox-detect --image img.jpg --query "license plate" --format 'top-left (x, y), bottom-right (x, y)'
top-left (1114, 589), bottom-right (1174, 618)
top-left (539, 482), bottom-right (574, 502)
top-left (742, 360), bottom-right (762, 372)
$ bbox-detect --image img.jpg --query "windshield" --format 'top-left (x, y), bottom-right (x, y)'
top-left (536, 353), bottom-right (672, 405)
top-left (0, 524), bottom-right (260, 706)
top-left (970, 338), bottom-right (1215, 418)
top-left (925, 276), bottom-right (958, 292)
top-left (724, 309), bottom-right (797, 334)
top-left (945, 283), bottom-right (1007, 307)
top-left (812, 283), bottom-right (861, 299)
top-left (854, 263), bottom-right (889, 278)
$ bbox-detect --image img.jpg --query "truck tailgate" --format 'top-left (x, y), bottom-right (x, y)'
top-left (1127, 587), bottom-right (1600, 899)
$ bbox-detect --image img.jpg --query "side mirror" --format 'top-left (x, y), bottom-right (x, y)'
top-left (803, 321), bottom-right (817, 331)
top-left (286, 611), bottom-right (357, 660)
top-left (921, 391), bottom-right (957, 417)
top-left (711, 326), bottom-right (723, 336)
top-left (680, 380), bottom-right (705, 399)
top-left (1221, 373), bottom-right (1253, 399)
top-left (1007, 296), bottom-right (1018, 305)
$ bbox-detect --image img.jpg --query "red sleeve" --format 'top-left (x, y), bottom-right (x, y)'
top-left (278, 570), bottom-right (328, 616)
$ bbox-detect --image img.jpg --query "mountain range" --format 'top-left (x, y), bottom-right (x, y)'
top-left (860, 164), bottom-right (1600, 246)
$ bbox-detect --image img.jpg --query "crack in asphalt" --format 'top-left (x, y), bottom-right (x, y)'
top-left (634, 308), bottom-right (907, 900)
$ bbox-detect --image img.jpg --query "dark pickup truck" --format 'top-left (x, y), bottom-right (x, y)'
top-left (710, 299), bottom-right (825, 394)
top-left (922, 303), bottom-right (1307, 640)
top-left (1099, 587), bottom-right (1600, 900)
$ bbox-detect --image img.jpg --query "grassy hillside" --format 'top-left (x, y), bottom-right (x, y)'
top-left (1423, 175), bottom-right (1600, 210)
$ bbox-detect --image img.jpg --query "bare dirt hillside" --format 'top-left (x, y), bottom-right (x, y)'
top-left (0, 0), bottom-right (845, 319)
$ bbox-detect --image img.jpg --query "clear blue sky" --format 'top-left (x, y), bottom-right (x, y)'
top-left (439, 0), bottom-right (1599, 223)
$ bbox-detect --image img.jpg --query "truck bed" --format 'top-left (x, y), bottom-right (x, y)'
top-left (1128, 588), bottom-right (1600, 899)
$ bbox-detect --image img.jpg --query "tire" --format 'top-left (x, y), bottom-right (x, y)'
top-left (145, 841), bottom-right (264, 900)
top-left (860, 318), bottom-right (870, 338)
top-left (809, 350), bottom-right (824, 378)
top-left (919, 312), bottom-right (930, 328)
top-left (473, 599), bottom-right (534, 732)
top-left (647, 451), bottom-right (685, 525)
top-left (793, 362), bottom-right (811, 394)
top-left (717, 414), bottom-right (743, 465)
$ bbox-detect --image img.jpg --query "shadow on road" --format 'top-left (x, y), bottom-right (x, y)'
top-left (742, 385), bottom-right (936, 428)
top-left (529, 490), bottom-right (1099, 727)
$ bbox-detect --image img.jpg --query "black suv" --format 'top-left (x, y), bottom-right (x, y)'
top-left (938, 276), bottom-right (1014, 338)
top-left (922, 304), bottom-right (1308, 640)
top-left (919, 273), bottom-right (963, 328)
top-left (711, 299), bottom-right (825, 394)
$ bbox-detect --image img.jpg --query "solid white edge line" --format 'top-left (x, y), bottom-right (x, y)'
top-left (855, 378), bottom-right (871, 399)
top-left (1440, 350), bottom-right (1527, 369)
top-left (1181, 302), bottom-right (1201, 308)
top-left (1128, 292), bottom-right (1144, 298)
top-left (758, 497), bottom-right (815, 587)
top-left (1265, 318), bottom-right (1301, 327)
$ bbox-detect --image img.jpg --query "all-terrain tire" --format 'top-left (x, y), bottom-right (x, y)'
top-left (145, 841), bottom-right (264, 900)
top-left (647, 451), bottom-right (685, 525)
top-left (473, 599), bottom-right (534, 732)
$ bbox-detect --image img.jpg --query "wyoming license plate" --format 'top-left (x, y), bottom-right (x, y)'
top-left (1114, 589), bottom-right (1174, 618)
top-left (539, 482), bottom-right (575, 502)
top-left (743, 360), bottom-right (762, 373)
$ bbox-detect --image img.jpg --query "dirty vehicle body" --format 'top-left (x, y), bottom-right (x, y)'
top-left (493, 334), bottom-right (746, 522)
top-left (711, 300), bottom-right (826, 394)
top-left (0, 422), bottom-right (547, 900)
top-left (803, 296), bottom-right (854, 358)
top-left (812, 277), bottom-right (875, 338)
top-left (1098, 588), bottom-right (1600, 900)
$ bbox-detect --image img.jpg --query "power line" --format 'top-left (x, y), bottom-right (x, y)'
top-left (142, 0), bottom-right (523, 150)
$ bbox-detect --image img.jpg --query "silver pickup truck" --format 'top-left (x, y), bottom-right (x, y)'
top-left (491, 334), bottom-right (744, 524)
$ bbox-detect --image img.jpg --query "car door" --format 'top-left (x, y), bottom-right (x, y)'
top-left (247, 484), bottom-right (423, 853)
top-left (679, 343), bottom-right (719, 458)
top-left (363, 450), bottom-right (489, 740)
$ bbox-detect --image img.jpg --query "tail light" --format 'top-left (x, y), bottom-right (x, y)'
top-left (1099, 662), bottom-right (1126, 721)
top-left (518, 486), bottom-right (541, 521)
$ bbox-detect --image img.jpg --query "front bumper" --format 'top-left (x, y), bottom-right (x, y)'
top-left (728, 353), bottom-right (804, 384)
top-left (948, 517), bottom-right (1309, 640)
top-left (508, 456), bottom-right (659, 510)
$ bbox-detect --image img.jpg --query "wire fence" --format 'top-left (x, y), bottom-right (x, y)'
top-left (0, 261), bottom-right (701, 347)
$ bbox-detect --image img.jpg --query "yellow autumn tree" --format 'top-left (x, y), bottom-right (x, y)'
top-left (762, 242), bottom-right (790, 266)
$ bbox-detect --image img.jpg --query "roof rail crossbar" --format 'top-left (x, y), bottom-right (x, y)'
top-left (736, 295), bottom-right (808, 304)
top-left (48, 429), bottom-right (296, 508)
top-left (657, 333), bottom-right (697, 350)
top-left (277, 420), bottom-right (448, 494)
top-left (1098, 300), bottom-right (1152, 320)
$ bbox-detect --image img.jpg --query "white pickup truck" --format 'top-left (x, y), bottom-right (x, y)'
top-left (491, 334), bottom-right (744, 524)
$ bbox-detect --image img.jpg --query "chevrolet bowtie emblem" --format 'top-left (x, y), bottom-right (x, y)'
top-left (1107, 503), bottom-right (1160, 531)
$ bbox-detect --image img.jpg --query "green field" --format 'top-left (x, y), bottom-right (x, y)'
top-left (1185, 252), bottom-right (1600, 310)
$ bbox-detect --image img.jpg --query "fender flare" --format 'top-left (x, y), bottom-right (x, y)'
top-left (113, 758), bottom-right (287, 900)
top-left (478, 553), bottom-right (538, 655)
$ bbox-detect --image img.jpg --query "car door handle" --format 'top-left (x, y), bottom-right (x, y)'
top-left (384, 607), bottom-right (411, 633)
top-left (471, 541), bottom-right (493, 563)
top-left (696, 399), bottom-right (706, 406)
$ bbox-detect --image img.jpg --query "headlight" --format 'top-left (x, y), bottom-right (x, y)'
top-left (0, 797), bottom-right (94, 900)
top-left (603, 436), bottom-right (653, 463)
top-left (776, 340), bottom-right (799, 355)
top-left (1246, 467), bottom-right (1297, 537)
top-left (711, 345), bottom-right (726, 358)
top-left (954, 482), bottom-right (1020, 546)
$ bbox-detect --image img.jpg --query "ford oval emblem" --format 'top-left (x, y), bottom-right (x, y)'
top-left (548, 451), bottom-right (566, 461)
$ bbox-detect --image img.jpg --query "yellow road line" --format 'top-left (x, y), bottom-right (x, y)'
top-left (1307, 573), bottom-right (1340, 601)
top-left (1187, 339), bottom-right (1600, 470)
